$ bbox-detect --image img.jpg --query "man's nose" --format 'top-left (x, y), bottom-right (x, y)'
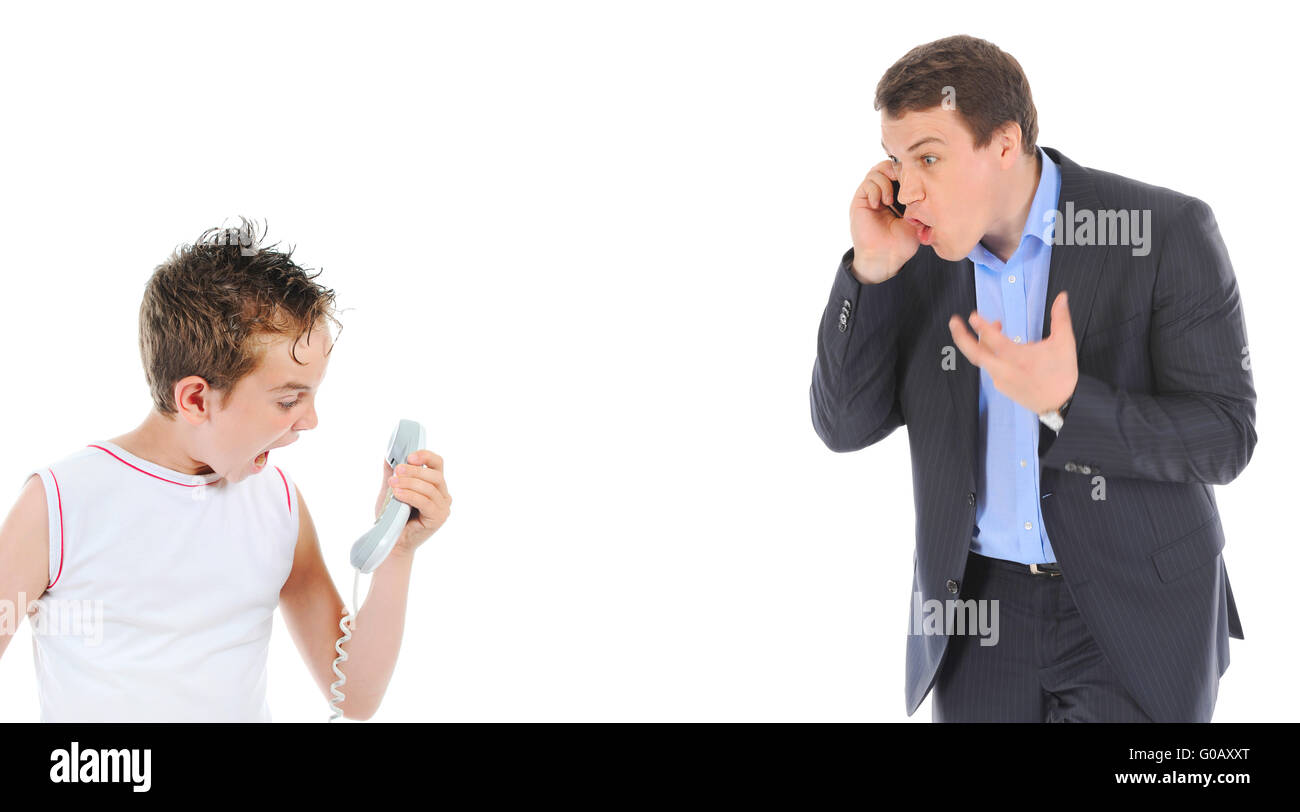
top-left (897, 177), bottom-right (923, 207)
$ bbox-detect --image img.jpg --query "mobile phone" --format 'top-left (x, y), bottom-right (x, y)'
top-left (886, 180), bottom-right (906, 218)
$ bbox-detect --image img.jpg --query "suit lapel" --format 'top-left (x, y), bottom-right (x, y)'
top-left (942, 254), bottom-right (980, 484)
top-left (1041, 147), bottom-right (1109, 355)
top-left (942, 146), bottom-right (1110, 486)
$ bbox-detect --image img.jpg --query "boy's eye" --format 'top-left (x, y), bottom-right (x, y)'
top-left (278, 400), bottom-right (300, 411)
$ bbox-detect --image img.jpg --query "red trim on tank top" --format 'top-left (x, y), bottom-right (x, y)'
top-left (274, 466), bottom-right (290, 514)
top-left (87, 444), bottom-right (221, 488)
top-left (47, 468), bottom-right (65, 589)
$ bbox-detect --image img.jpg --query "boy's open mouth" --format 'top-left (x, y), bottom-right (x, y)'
top-left (252, 435), bottom-right (297, 473)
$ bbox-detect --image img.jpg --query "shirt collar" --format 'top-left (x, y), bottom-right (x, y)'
top-left (967, 145), bottom-right (1060, 267)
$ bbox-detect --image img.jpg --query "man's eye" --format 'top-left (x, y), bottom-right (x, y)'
top-left (278, 400), bottom-right (300, 411)
top-left (923, 155), bottom-right (937, 166)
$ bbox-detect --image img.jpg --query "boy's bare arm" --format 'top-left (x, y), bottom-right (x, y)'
top-left (278, 484), bottom-right (416, 721)
top-left (0, 476), bottom-right (51, 663)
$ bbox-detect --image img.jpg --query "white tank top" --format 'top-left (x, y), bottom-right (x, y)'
top-left (23, 440), bottom-right (299, 722)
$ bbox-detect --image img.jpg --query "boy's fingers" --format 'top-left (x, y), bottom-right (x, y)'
top-left (395, 465), bottom-right (445, 488)
top-left (407, 449), bottom-right (444, 470)
top-left (393, 477), bottom-right (449, 510)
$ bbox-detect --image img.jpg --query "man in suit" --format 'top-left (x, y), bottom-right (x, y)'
top-left (809, 35), bottom-right (1256, 722)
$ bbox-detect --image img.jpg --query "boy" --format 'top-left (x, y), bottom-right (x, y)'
top-left (0, 220), bottom-right (451, 721)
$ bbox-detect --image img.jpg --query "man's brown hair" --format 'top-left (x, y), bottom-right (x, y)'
top-left (139, 218), bottom-right (341, 416)
top-left (874, 34), bottom-right (1038, 156)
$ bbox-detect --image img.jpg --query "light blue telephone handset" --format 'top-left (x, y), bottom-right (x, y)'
top-left (351, 420), bottom-right (426, 573)
top-left (329, 419), bottom-right (426, 721)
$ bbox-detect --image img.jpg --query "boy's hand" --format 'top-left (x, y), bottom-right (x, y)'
top-left (376, 450), bottom-right (451, 556)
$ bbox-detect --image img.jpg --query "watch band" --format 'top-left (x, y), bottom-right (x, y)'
top-left (1038, 409), bottom-right (1064, 433)
top-left (1038, 396), bottom-right (1072, 434)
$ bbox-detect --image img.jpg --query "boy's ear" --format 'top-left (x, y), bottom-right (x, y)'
top-left (174, 375), bottom-right (217, 425)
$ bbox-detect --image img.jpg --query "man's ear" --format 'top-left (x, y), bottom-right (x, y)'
top-left (993, 121), bottom-right (1023, 169)
top-left (174, 375), bottom-right (217, 425)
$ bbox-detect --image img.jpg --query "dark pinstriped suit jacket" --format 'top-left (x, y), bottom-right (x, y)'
top-left (810, 146), bottom-right (1256, 722)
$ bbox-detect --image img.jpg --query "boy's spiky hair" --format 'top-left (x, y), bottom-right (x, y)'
top-left (139, 217), bottom-right (341, 415)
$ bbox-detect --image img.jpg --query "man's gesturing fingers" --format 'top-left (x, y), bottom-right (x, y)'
top-left (949, 313), bottom-right (1012, 379)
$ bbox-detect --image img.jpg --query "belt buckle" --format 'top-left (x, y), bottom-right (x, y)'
top-left (1029, 562), bottom-right (1062, 576)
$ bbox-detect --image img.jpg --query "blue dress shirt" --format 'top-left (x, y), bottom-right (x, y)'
top-left (966, 146), bottom-right (1062, 565)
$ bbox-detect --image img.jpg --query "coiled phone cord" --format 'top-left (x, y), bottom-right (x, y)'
top-left (328, 569), bottom-right (363, 722)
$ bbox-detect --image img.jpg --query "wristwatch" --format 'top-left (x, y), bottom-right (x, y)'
top-left (1038, 395), bottom-right (1073, 434)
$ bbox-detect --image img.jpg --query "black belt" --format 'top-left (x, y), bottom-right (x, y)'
top-left (971, 552), bottom-right (1062, 577)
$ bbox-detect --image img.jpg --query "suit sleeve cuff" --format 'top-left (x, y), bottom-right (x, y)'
top-left (1039, 373), bottom-right (1106, 473)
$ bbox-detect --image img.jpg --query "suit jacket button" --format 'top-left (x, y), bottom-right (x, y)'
top-left (1079, 465), bottom-right (1092, 475)
top-left (1064, 462), bottom-right (1078, 472)
top-left (946, 579), bottom-right (959, 594)
top-left (967, 492), bottom-right (976, 506)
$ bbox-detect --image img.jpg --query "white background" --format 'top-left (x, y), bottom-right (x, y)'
top-left (1, 0), bottom-right (1295, 722)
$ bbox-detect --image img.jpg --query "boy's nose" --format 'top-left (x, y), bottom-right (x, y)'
top-left (295, 404), bottom-right (319, 431)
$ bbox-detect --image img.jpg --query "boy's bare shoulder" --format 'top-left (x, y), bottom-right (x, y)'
top-left (0, 476), bottom-right (52, 660)
top-left (7, 474), bottom-right (47, 533)
top-left (1, 475), bottom-right (51, 588)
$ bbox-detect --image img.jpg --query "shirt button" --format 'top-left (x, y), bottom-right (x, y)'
top-left (1020, 459), bottom-right (1027, 467)
top-left (1008, 275), bottom-right (1016, 283)
top-left (1024, 521), bottom-right (1033, 530)
top-left (1013, 336), bottom-right (1022, 343)
top-left (946, 579), bottom-right (960, 594)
